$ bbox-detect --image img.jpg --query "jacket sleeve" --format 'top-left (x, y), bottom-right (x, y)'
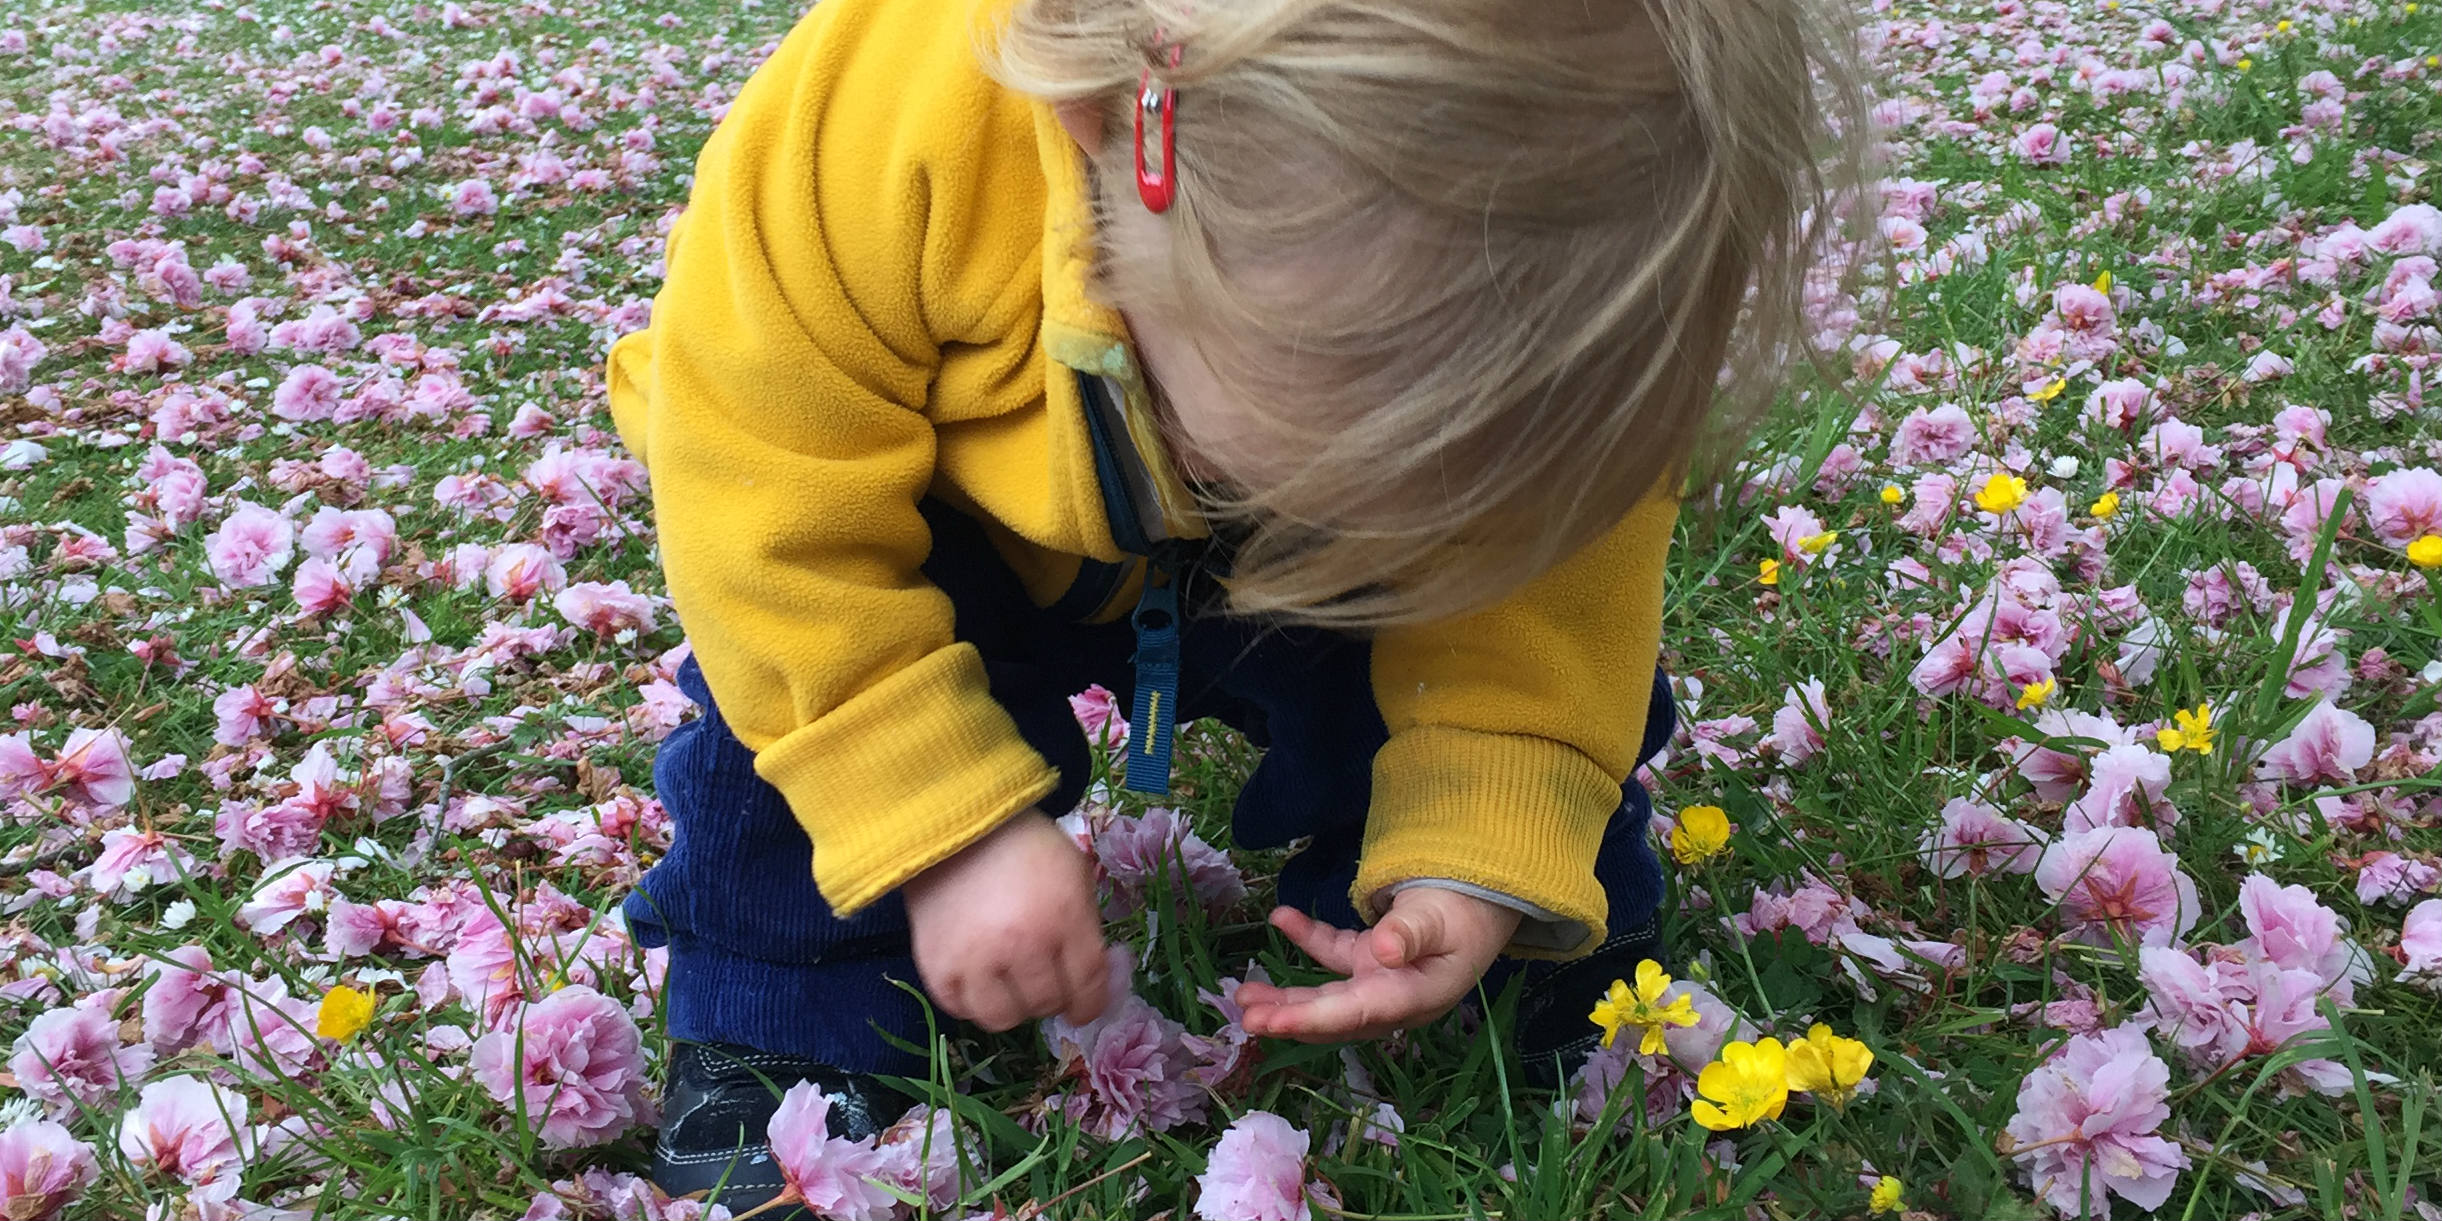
top-left (607, 2), bottom-right (1059, 917)
top-left (1352, 491), bottom-right (1677, 958)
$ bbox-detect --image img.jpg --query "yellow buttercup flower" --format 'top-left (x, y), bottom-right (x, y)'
top-left (1799, 530), bottom-right (1839, 554)
top-left (2091, 269), bottom-right (2112, 293)
top-left (1880, 484), bottom-right (1906, 505)
top-left (2276, 18), bottom-right (2291, 30)
top-left (1692, 1038), bottom-right (1790, 1131)
top-left (2408, 534), bottom-right (2442, 569)
top-left (2238, 56), bottom-right (2254, 70)
top-left (1784, 1023), bottom-right (1876, 1105)
top-left (1589, 960), bottom-right (1702, 1055)
top-left (2090, 490), bottom-right (2121, 520)
top-left (1975, 472), bottom-right (2030, 515)
top-left (1870, 1176), bottom-right (1905, 1215)
top-left (317, 985), bottom-right (375, 1042)
top-left (2015, 677), bottom-right (2055, 710)
top-left (1670, 805), bottom-right (1733, 865)
top-left (2029, 377), bottom-right (2067, 403)
top-left (2155, 703), bottom-right (2215, 754)
top-left (1759, 558), bottom-right (1781, 586)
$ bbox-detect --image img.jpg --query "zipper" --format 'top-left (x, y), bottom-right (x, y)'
top-left (1073, 367), bottom-right (1208, 796)
top-left (1074, 371), bottom-right (1161, 555)
top-left (1121, 538), bottom-right (1210, 796)
top-left (1121, 548), bottom-right (1184, 797)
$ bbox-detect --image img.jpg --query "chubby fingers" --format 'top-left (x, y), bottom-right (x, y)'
top-left (1234, 907), bottom-right (1361, 1015)
top-left (941, 953), bottom-right (1104, 1032)
top-left (1368, 896), bottom-right (1453, 970)
top-left (1239, 976), bottom-right (1437, 1043)
top-left (1031, 896), bottom-right (1114, 1027)
top-left (926, 968), bottom-right (1017, 1033)
top-left (981, 969), bottom-right (1043, 1033)
top-left (1056, 940), bottom-right (1113, 1025)
top-left (1267, 906), bottom-right (1364, 973)
top-left (919, 912), bottom-right (1109, 1032)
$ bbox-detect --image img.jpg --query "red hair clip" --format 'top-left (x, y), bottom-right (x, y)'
top-left (1134, 42), bottom-right (1183, 213)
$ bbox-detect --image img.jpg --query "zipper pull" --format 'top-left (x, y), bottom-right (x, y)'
top-left (1122, 560), bottom-right (1183, 797)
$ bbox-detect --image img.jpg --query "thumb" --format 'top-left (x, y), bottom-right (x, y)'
top-left (1372, 893), bottom-right (1449, 969)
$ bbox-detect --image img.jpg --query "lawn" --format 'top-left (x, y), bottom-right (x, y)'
top-left (0, 0), bottom-right (2439, 1217)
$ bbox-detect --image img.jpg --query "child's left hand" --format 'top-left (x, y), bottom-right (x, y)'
top-left (1233, 888), bottom-right (1523, 1043)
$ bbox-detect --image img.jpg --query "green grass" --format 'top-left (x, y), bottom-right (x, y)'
top-left (1, 0), bottom-right (2440, 1217)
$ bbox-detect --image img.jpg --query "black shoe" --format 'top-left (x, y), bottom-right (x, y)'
top-left (1508, 919), bottom-right (1671, 1089)
top-left (649, 1042), bottom-right (905, 1215)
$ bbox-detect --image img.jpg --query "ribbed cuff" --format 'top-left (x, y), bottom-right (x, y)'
top-left (1354, 727), bottom-right (1617, 959)
top-left (756, 642), bottom-right (1061, 917)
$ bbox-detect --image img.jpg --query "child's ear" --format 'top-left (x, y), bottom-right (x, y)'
top-left (1053, 98), bottom-right (1106, 157)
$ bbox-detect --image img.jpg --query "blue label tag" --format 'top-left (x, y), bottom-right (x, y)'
top-left (1123, 577), bottom-right (1182, 796)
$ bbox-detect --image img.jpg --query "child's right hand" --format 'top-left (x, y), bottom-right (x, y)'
top-left (902, 809), bottom-right (1111, 1032)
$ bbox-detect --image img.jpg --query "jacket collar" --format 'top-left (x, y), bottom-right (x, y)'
top-left (1031, 102), bottom-right (1208, 545)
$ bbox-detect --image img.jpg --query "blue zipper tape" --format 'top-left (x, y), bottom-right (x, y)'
top-left (1123, 570), bottom-right (1182, 796)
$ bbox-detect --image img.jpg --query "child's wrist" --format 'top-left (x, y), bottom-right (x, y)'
top-left (903, 804), bottom-right (1049, 899)
top-left (1382, 879), bottom-right (1586, 952)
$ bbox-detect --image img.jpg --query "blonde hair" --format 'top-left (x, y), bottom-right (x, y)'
top-left (991, 0), bottom-right (1873, 628)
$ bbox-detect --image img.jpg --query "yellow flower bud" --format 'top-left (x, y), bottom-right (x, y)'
top-left (1785, 1023), bottom-right (1876, 1105)
top-left (317, 985), bottom-right (376, 1042)
top-left (1870, 1176), bottom-right (1906, 1215)
top-left (1692, 1039), bottom-right (1790, 1131)
top-left (1670, 805), bottom-right (1734, 865)
top-left (1975, 472), bottom-right (2030, 515)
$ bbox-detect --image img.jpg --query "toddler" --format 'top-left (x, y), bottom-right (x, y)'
top-left (607, 0), bottom-right (1857, 1208)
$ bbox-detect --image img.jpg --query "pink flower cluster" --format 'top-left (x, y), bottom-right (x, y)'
top-left (1909, 563), bottom-right (2087, 709)
top-left (0, 1119), bottom-right (98, 1221)
top-left (6, 0), bottom-right (2442, 1212)
top-left (2399, 900), bottom-right (2442, 983)
top-left (118, 1077), bottom-right (251, 1206)
top-left (2137, 875), bottom-right (2371, 1095)
top-left (1066, 805), bottom-right (1249, 921)
top-left (1069, 683), bottom-right (1131, 748)
top-left (2034, 826), bottom-right (2199, 948)
top-left (1919, 798), bottom-right (2047, 878)
top-left (2004, 1025), bottom-right (2188, 1216)
top-left (520, 1168), bottom-right (730, 1221)
top-left (470, 986), bottom-right (652, 1150)
top-left (0, 728), bottom-right (135, 810)
top-left (9, 1003), bottom-right (155, 1114)
top-left (1038, 948), bottom-right (1255, 1139)
top-left (1194, 1111), bottom-right (1313, 1221)
top-left (765, 1083), bottom-right (968, 1221)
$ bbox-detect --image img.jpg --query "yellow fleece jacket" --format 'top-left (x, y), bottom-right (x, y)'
top-left (606, 0), bottom-right (1675, 958)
